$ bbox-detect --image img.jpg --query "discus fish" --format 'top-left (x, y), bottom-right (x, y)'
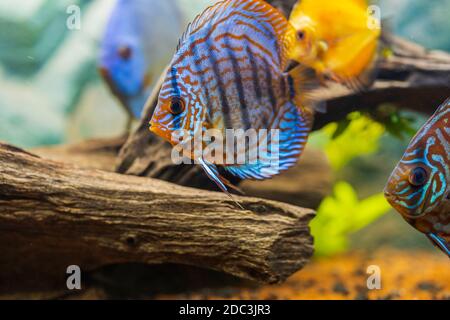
top-left (385, 98), bottom-right (450, 258)
top-left (99, 0), bottom-right (184, 129)
top-left (149, 0), bottom-right (318, 204)
top-left (289, 0), bottom-right (381, 90)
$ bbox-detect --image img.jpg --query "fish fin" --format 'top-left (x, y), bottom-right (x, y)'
top-left (427, 233), bottom-right (450, 258)
top-left (225, 102), bottom-right (310, 180)
top-left (218, 175), bottom-right (246, 195)
top-left (284, 59), bottom-right (300, 73)
top-left (178, 0), bottom-right (291, 58)
top-left (198, 157), bottom-right (245, 210)
top-left (287, 64), bottom-right (321, 114)
top-left (177, 0), bottom-right (228, 51)
top-left (311, 100), bottom-right (327, 114)
top-left (324, 28), bottom-right (381, 91)
top-left (438, 97), bottom-right (450, 113)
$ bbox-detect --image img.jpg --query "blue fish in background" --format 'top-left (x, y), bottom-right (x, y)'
top-left (99, 0), bottom-right (186, 130)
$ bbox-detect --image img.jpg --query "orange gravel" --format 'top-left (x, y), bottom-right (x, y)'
top-left (157, 249), bottom-right (450, 300)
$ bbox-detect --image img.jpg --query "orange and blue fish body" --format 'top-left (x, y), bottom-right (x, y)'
top-left (99, 0), bottom-right (184, 126)
top-left (385, 98), bottom-right (450, 258)
top-left (289, 0), bottom-right (381, 90)
top-left (149, 0), bottom-right (317, 203)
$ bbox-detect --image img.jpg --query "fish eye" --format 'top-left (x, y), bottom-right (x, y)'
top-left (118, 46), bottom-right (132, 60)
top-left (169, 97), bottom-right (185, 115)
top-left (408, 167), bottom-right (428, 187)
top-left (297, 30), bottom-right (306, 40)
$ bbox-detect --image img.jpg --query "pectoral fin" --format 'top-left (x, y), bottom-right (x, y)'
top-left (198, 157), bottom-right (244, 210)
top-left (427, 233), bottom-right (450, 258)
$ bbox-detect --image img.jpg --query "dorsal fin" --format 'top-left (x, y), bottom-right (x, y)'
top-left (437, 97), bottom-right (450, 113)
top-left (177, 0), bottom-right (230, 51)
top-left (176, 0), bottom-right (295, 70)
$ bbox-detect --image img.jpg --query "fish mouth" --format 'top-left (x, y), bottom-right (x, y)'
top-left (384, 187), bottom-right (411, 217)
top-left (384, 190), bottom-right (400, 211)
top-left (384, 189), bottom-right (428, 219)
top-left (149, 122), bottom-right (173, 144)
top-left (383, 185), bottom-right (395, 205)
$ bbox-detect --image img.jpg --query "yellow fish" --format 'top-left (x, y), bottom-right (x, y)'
top-left (289, 0), bottom-right (381, 90)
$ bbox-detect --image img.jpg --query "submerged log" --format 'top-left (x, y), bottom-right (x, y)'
top-left (33, 135), bottom-right (127, 172)
top-left (0, 143), bottom-right (314, 293)
top-left (34, 137), bottom-right (332, 210)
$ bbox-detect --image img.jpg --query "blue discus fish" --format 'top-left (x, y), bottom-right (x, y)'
top-left (99, 0), bottom-right (185, 129)
top-left (149, 0), bottom-right (319, 205)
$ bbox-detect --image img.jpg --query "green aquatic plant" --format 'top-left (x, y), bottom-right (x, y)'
top-left (311, 181), bottom-right (391, 256)
top-left (310, 112), bottom-right (385, 171)
top-left (365, 103), bottom-right (419, 141)
top-left (309, 112), bottom-right (395, 256)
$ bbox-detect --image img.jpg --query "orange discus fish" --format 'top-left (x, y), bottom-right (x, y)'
top-left (289, 0), bottom-right (381, 90)
top-left (385, 98), bottom-right (450, 258)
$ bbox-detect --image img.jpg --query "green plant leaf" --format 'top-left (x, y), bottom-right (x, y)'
top-left (311, 182), bottom-right (391, 257)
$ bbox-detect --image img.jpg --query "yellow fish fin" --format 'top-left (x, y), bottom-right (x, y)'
top-left (323, 29), bottom-right (380, 90)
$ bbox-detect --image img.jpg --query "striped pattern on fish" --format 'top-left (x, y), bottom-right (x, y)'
top-left (158, 0), bottom-right (303, 130)
top-left (151, 0), bottom-right (315, 173)
top-left (385, 98), bottom-right (450, 257)
top-left (149, 0), bottom-right (318, 204)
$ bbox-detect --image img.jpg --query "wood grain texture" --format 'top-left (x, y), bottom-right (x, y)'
top-left (33, 135), bottom-right (127, 171)
top-left (34, 137), bottom-right (332, 210)
top-left (0, 143), bottom-right (314, 294)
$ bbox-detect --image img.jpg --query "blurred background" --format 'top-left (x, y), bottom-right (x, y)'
top-left (0, 0), bottom-right (449, 263)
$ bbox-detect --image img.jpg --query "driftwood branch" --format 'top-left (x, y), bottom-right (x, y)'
top-left (33, 136), bottom-right (128, 172)
top-left (34, 137), bottom-right (331, 210)
top-left (0, 143), bottom-right (314, 293)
